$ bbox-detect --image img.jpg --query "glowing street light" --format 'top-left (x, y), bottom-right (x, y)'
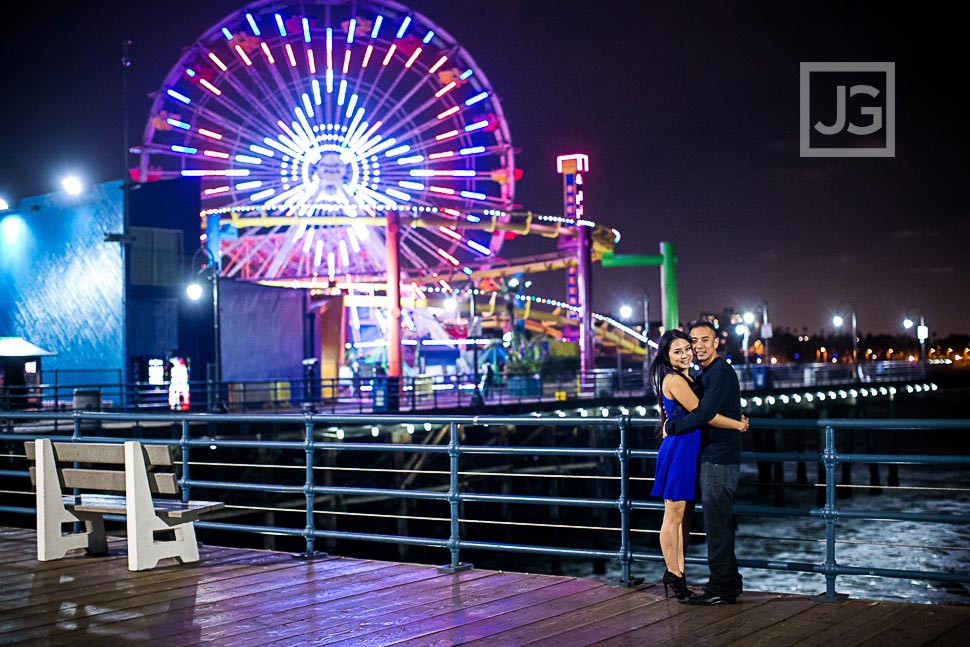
top-left (185, 282), bottom-right (204, 301)
top-left (736, 323), bottom-right (751, 365)
top-left (832, 306), bottom-right (858, 378)
top-left (61, 176), bottom-right (83, 196)
top-left (187, 245), bottom-right (222, 411)
top-left (760, 302), bottom-right (772, 362)
top-left (903, 309), bottom-right (928, 365)
top-left (0, 197), bottom-right (9, 211)
top-left (621, 289), bottom-right (651, 375)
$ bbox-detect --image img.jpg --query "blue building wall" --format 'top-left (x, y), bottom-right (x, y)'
top-left (0, 181), bottom-right (124, 375)
top-left (1, 177), bottom-right (309, 389)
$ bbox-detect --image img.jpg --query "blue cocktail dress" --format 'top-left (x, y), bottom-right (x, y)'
top-left (651, 391), bottom-right (701, 501)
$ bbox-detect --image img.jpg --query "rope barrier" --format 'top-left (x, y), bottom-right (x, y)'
top-left (826, 483), bottom-right (970, 492)
top-left (198, 506), bottom-right (970, 553)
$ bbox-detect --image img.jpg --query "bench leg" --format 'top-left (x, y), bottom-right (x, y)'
top-left (35, 439), bottom-right (98, 561)
top-left (126, 517), bottom-right (201, 571)
top-left (125, 441), bottom-right (200, 571)
top-left (76, 512), bottom-right (109, 556)
top-left (37, 508), bottom-right (90, 561)
top-left (172, 522), bottom-right (201, 564)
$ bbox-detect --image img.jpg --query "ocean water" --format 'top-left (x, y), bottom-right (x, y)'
top-left (550, 461), bottom-right (970, 605)
top-left (729, 463), bottom-right (970, 605)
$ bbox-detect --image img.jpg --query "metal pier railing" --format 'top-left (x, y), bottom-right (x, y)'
top-left (0, 410), bottom-right (967, 602)
top-left (1, 360), bottom-right (929, 413)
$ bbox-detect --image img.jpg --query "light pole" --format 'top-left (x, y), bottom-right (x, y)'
top-left (469, 284), bottom-right (479, 385)
top-left (187, 246), bottom-right (221, 410)
top-left (621, 291), bottom-right (651, 378)
top-left (832, 306), bottom-right (858, 378)
top-left (903, 309), bottom-right (928, 365)
top-left (742, 311), bottom-right (757, 365)
top-left (736, 323), bottom-right (751, 365)
top-left (642, 292), bottom-right (650, 372)
top-left (760, 302), bottom-right (771, 363)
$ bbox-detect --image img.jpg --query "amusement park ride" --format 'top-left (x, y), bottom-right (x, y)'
top-left (133, 0), bottom-right (678, 383)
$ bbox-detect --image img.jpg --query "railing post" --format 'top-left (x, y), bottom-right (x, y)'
top-left (438, 421), bottom-right (472, 574)
top-left (813, 423), bottom-right (848, 602)
top-left (612, 416), bottom-right (644, 586)
top-left (70, 410), bottom-right (83, 534)
top-left (299, 411), bottom-right (325, 559)
top-left (180, 418), bottom-right (191, 502)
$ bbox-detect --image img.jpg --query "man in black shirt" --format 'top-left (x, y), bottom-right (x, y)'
top-left (666, 320), bottom-right (745, 605)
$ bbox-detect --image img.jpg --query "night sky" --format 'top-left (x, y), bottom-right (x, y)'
top-left (1, 1), bottom-right (966, 337)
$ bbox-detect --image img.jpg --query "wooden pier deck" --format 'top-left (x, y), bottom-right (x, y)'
top-left (1, 526), bottom-right (967, 646)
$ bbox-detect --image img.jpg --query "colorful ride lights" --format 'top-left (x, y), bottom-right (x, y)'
top-left (166, 88), bottom-right (191, 105)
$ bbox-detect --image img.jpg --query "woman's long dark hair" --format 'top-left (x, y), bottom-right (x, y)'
top-left (649, 329), bottom-right (692, 436)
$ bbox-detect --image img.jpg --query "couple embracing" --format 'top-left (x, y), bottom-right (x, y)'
top-left (649, 320), bottom-right (748, 605)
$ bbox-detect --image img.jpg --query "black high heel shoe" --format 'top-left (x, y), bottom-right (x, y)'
top-left (662, 570), bottom-right (692, 600)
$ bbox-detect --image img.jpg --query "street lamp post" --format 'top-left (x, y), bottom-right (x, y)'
top-left (642, 293), bottom-right (650, 375)
top-left (832, 306), bottom-right (858, 379)
top-left (736, 323), bottom-right (751, 365)
top-left (621, 291), bottom-right (651, 380)
top-left (188, 246), bottom-right (221, 411)
top-left (761, 302), bottom-right (771, 363)
top-left (742, 311), bottom-right (756, 365)
top-left (468, 284), bottom-right (479, 385)
top-left (903, 310), bottom-right (928, 366)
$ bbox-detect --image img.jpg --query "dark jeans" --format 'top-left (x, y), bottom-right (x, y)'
top-left (700, 462), bottom-right (741, 594)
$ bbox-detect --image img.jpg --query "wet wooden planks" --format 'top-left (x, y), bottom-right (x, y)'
top-left (0, 526), bottom-right (967, 646)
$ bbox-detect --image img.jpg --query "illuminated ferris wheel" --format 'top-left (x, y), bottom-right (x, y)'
top-left (138, 0), bottom-right (515, 284)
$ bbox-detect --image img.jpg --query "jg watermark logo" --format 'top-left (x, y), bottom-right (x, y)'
top-left (800, 62), bottom-right (895, 157)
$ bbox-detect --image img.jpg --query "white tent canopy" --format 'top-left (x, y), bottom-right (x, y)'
top-left (0, 337), bottom-right (57, 358)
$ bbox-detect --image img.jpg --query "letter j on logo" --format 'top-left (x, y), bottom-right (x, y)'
top-left (800, 62), bottom-right (895, 157)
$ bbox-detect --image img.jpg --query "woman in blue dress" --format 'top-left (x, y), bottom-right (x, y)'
top-left (650, 330), bottom-right (748, 599)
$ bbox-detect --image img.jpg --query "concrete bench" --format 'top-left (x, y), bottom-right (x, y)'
top-left (25, 439), bottom-right (224, 571)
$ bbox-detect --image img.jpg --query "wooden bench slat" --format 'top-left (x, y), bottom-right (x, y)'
top-left (64, 493), bottom-right (127, 514)
top-left (29, 466), bottom-right (180, 495)
top-left (66, 494), bottom-right (224, 520)
top-left (24, 441), bottom-right (174, 466)
top-left (153, 500), bottom-right (225, 520)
